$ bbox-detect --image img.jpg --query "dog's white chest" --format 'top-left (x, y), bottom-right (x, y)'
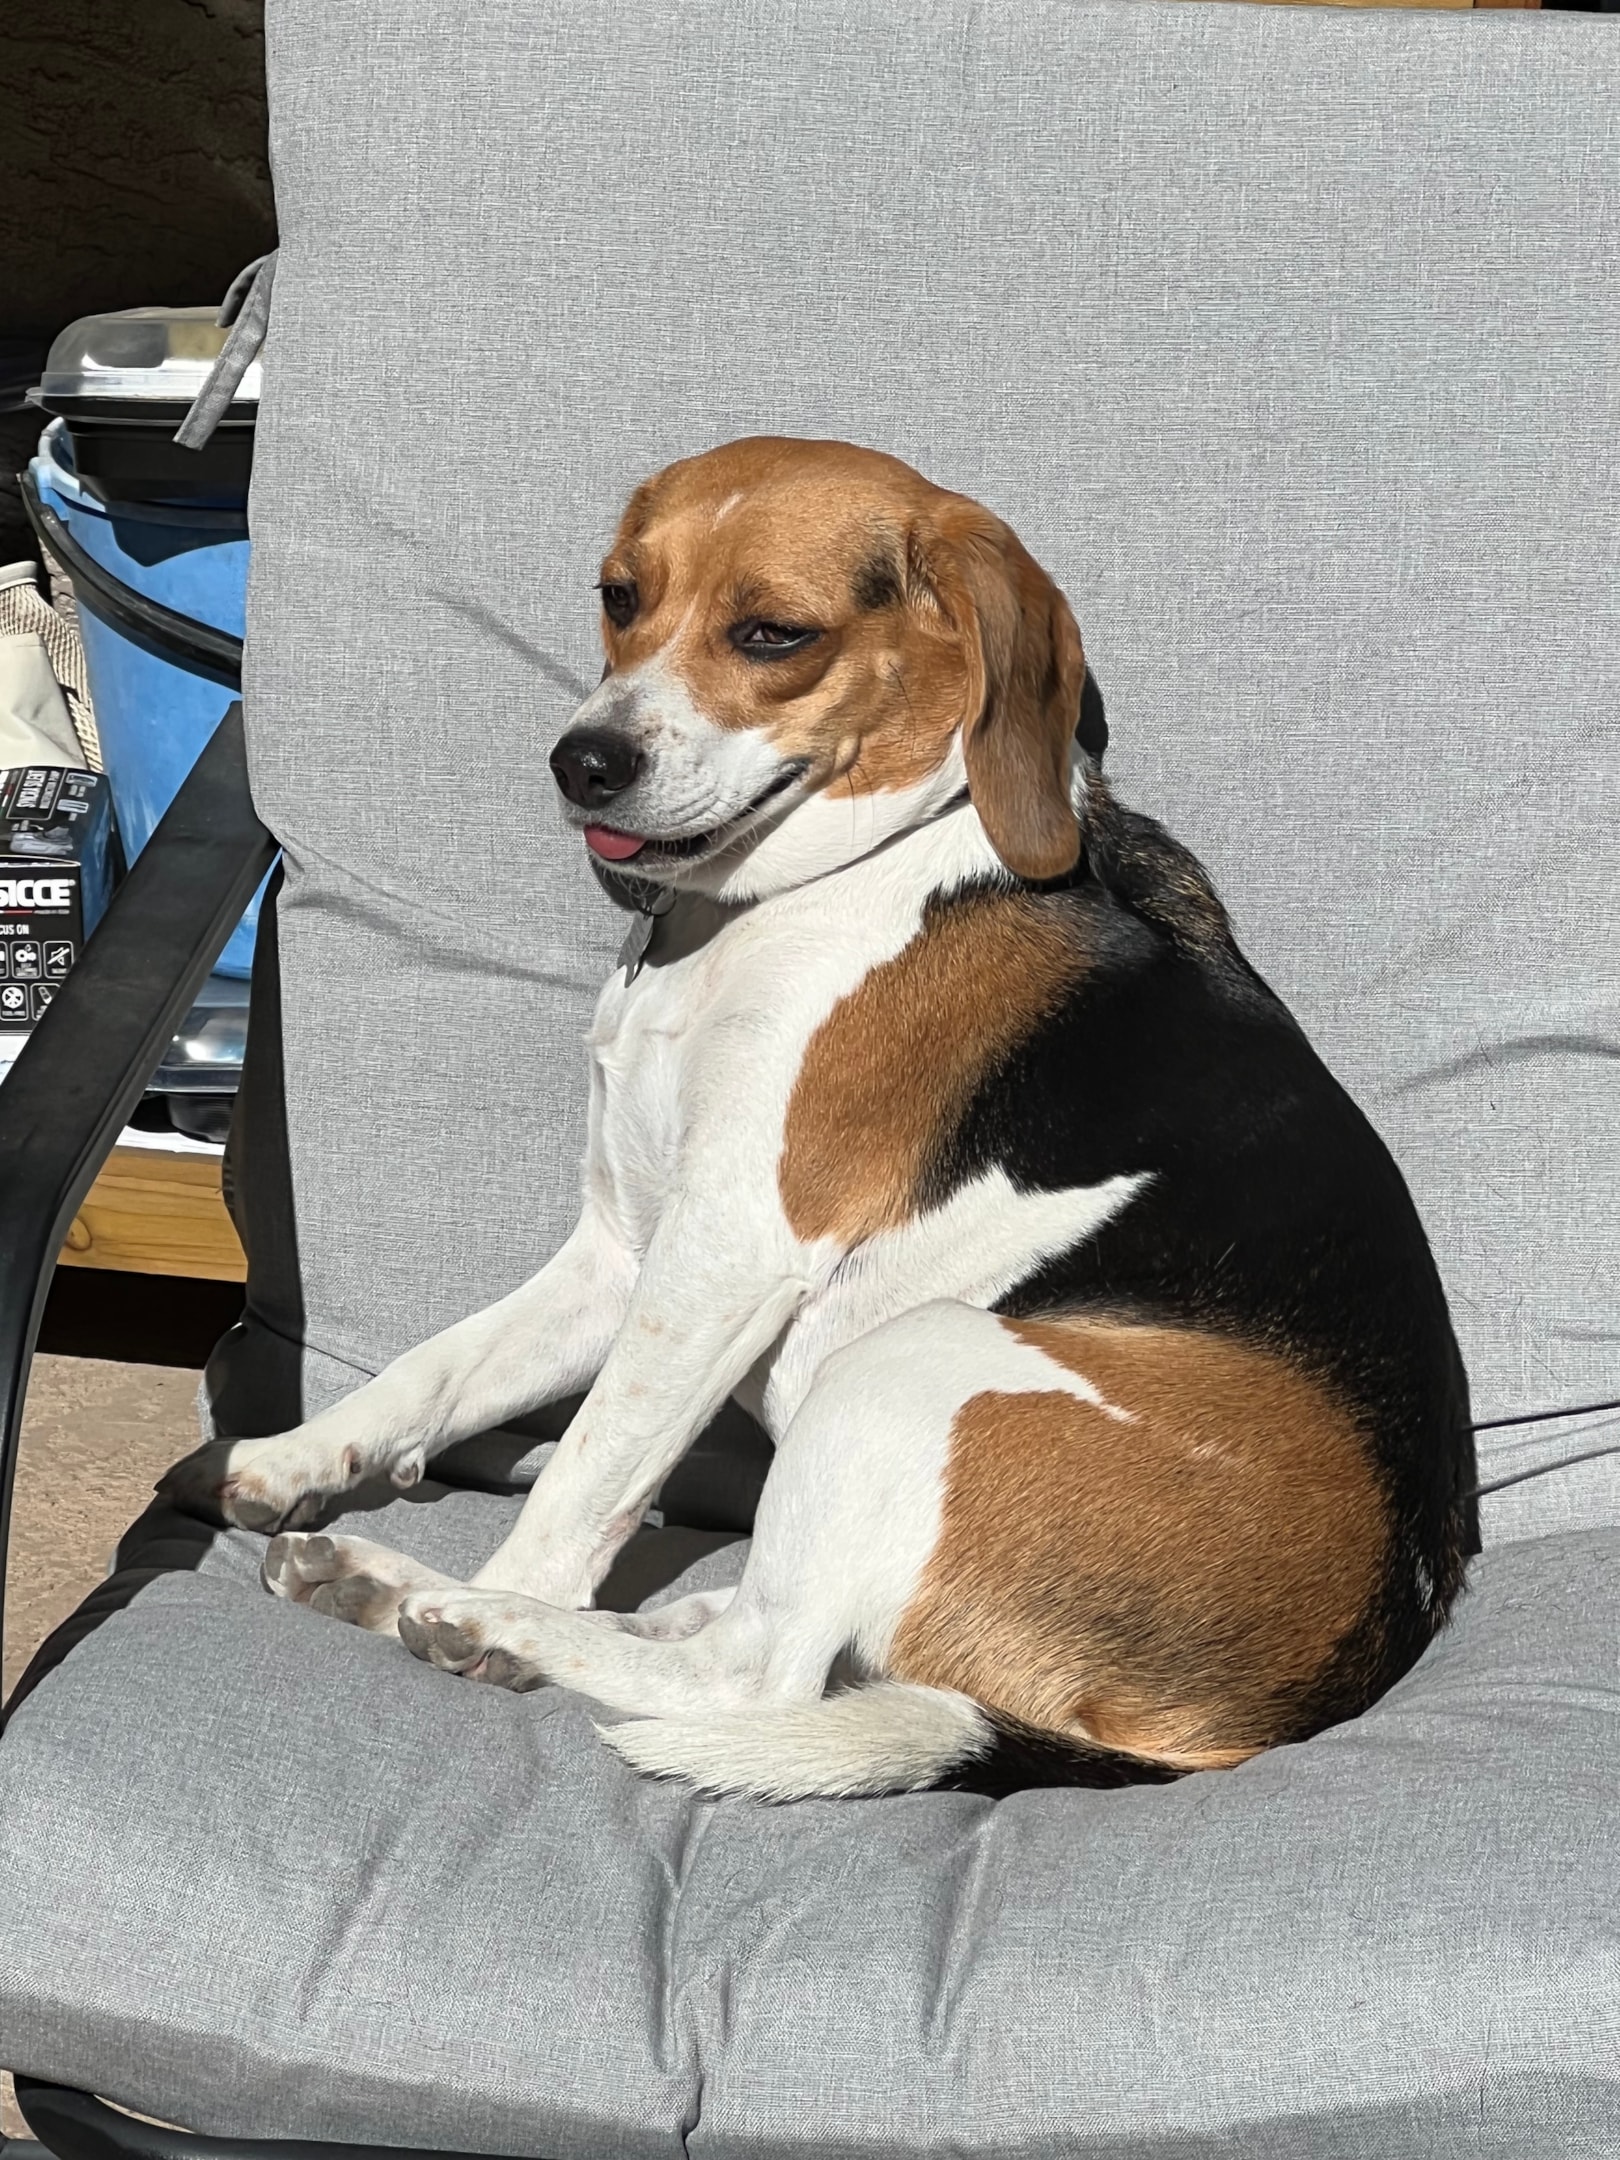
top-left (588, 959), bottom-right (705, 1252)
top-left (583, 876), bottom-right (920, 1260)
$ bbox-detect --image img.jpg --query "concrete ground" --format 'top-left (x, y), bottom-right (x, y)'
top-left (3, 1351), bottom-right (205, 2143)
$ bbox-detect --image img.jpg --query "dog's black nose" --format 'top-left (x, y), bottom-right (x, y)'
top-left (550, 728), bottom-right (644, 809)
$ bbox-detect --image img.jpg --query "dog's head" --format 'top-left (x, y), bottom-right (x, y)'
top-left (550, 438), bottom-right (1092, 900)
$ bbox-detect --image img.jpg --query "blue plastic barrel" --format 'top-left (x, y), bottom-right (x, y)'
top-left (28, 418), bottom-right (261, 975)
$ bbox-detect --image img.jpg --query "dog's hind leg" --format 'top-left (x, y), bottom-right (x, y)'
top-left (612, 1588), bottom-right (739, 1639)
top-left (390, 1302), bottom-right (1001, 1751)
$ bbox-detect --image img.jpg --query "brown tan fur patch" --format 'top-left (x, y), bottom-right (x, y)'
top-left (599, 440), bottom-right (966, 797)
top-left (594, 437), bottom-right (1084, 872)
top-left (888, 1318), bottom-right (1392, 1769)
top-left (778, 893), bottom-right (1087, 1245)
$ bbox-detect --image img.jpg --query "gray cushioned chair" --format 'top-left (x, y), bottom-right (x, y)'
top-left (3, 3), bottom-right (1619, 2154)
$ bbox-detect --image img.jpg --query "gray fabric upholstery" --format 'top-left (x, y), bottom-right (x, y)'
top-left (3, 1500), bottom-right (1620, 2156)
top-left (217, 0), bottom-right (1619, 1522)
top-left (5, 3), bottom-right (1620, 2154)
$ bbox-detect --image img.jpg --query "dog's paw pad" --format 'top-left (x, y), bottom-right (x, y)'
top-left (397, 1605), bottom-right (482, 1670)
top-left (389, 1444), bottom-right (427, 1490)
top-left (476, 1645), bottom-right (547, 1693)
top-left (308, 1572), bottom-right (406, 1629)
top-left (262, 1531), bottom-right (338, 1601)
top-left (262, 1531), bottom-right (445, 1634)
top-left (397, 1595), bottom-right (547, 1691)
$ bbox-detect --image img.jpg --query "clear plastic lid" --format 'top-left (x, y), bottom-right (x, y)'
top-left (36, 306), bottom-right (261, 406)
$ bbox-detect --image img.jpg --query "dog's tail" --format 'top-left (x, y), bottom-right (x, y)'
top-left (599, 1683), bottom-right (1182, 1803)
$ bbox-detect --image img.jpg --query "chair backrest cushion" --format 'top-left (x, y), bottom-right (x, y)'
top-left (216, 0), bottom-right (1620, 1533)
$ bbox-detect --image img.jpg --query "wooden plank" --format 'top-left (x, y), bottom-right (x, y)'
top-left (59, 1144), bottom-right (246, 1282)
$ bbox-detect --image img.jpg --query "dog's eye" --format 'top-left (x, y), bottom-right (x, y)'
top-left (730, 619), bottom-right (820, 658)
top-left (598, 580), bottom-right (638, 629)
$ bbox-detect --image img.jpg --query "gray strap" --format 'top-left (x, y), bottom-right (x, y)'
top-left (173, 250), bottom-right (278, 450)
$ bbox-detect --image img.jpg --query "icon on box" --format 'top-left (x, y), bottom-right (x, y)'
top-left (0, 943), bottom-right (8, 977)
top-left (30, 982), bottom-right (56, 1021)
top-left (11, 941), bottom-right (41, 981)
top-left (0, 983), bottom-right (28, 1023)
top-left (44, 940), bottom-right (74, 978)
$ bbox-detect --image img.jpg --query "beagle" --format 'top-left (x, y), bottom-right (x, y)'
top-left (164, 437), bottom-right (1476, 1799)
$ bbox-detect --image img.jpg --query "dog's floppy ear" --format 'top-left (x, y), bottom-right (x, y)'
top-left (908, 502), bottom-right (1085, 881)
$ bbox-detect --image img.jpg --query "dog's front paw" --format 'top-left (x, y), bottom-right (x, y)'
top-left (397, 1589), bottom-right (549, 1692)
top-left (158, 1432), bottom-right (370, 1534)
top-left (263, 1531), bottom-right (450, 1634)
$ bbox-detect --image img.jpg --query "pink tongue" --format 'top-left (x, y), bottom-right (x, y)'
top-left (584, 825), bottom-right (648, 862)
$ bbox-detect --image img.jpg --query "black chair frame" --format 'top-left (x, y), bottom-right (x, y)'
top-left (0, 709), bottom-right (500, 2160)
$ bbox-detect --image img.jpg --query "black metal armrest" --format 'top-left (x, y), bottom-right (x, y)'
top-left (1, 717), bottom-right (481, 2160)
top-left (0, 702), bottom-right (277, 1668)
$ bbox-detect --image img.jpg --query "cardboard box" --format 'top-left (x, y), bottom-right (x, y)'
top-left (0, 764), bottom-right (114, 1033)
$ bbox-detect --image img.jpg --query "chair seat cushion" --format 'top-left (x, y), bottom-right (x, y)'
top-left (3, 1490), bottom-right (1618, 2158)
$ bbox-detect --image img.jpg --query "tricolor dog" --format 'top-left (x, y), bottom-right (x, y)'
top-left (165, 438), bottom-right (1475, 1799)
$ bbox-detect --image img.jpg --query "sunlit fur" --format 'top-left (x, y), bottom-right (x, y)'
top-left (162, 438), bottom-right (1472, 1805)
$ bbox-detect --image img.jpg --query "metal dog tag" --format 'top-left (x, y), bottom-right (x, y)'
top-left (618, 886), bottom-right (675, 983)
top-left (619, 909), bottom-right (656, 982)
